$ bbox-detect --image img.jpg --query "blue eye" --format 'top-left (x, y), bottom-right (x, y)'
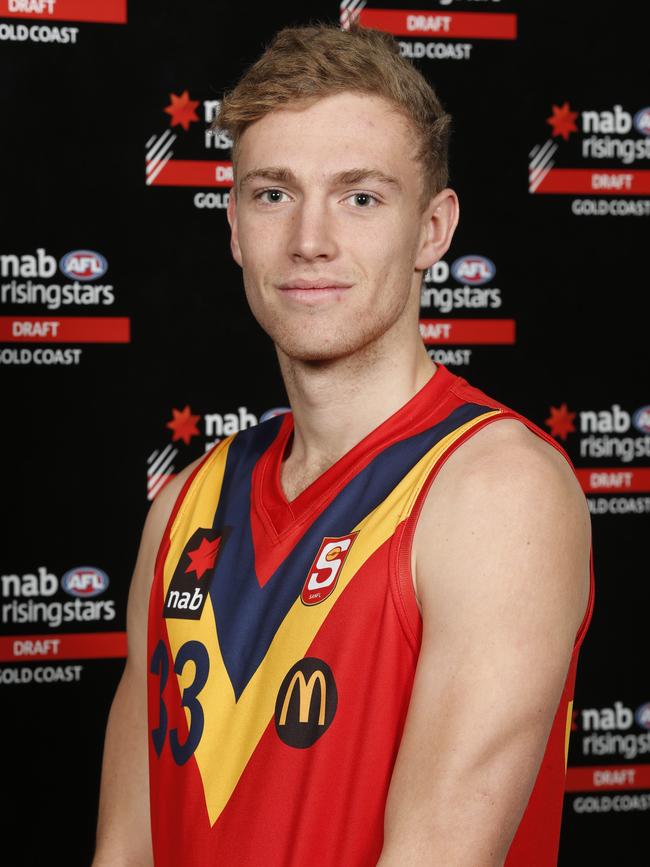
top-left (253, 189), bottom-right (381, 207)
top-left (255, 189), bottom-right (287, 204)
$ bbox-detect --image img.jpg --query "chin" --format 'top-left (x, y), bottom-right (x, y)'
top-left (255, 306), bottom-right (402, 365)
top-left (276, 338), bottom-right (354, 363)
top-left (273, 326), bottom-right (388, 366)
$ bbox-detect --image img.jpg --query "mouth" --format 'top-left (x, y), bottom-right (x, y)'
top-left (278, 279), bottom-right (353, 303)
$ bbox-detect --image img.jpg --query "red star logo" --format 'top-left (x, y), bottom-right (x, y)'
top-left (164, 90), bottom-right (200, 131)
top-left (185, 536), bottom-right (221, 580)
top-left (166, 405), bottom-right (201, 445)
top-left (546, 101), bottom-right (579, 140)
top-left (545, 403), bottom-right (577, 440)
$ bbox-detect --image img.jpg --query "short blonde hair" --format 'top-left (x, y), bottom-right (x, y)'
top-left (210, 19), bottom-right (452, 213)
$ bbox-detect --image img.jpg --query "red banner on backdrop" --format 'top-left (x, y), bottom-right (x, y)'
top-left (147, 159), bottom-right (233, 187)
top-left (0, 632), bottom-right (127, 661)
top-left (0, 316), bottom-right (130, 343)
top-left (566, 764), bottom-right (650, 792)
top-left (419, 318), bottom-right (515, 344)
top-left (358, 9), bottom-right (517, 40)
top-left (533, 168), bottom-right (650, 195)
top-left (0, 0), bottom-right (127, 24)
top-left (576, 468), bottom-right (650, 493)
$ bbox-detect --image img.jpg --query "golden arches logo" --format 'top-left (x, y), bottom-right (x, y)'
top-left (278, 669), bottom-right (327, 726)
top-left (274, 657), bottom-right (338, 748)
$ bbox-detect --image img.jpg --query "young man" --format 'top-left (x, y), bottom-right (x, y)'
top-left (94, 21), bottom-right (594, 867)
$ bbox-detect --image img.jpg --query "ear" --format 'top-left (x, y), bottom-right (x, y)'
top-left (414, 188), bottom-right (460, 272)
top-left (226, 187), bottom-right (243, 268)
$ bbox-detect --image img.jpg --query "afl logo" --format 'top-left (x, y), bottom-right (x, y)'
top-left (301, 533), bottom-right (357, 606)
top-left (632, 405), bottom-right (650, 434)
top-left (635, 702), bottom-right (650, 730)
top-left (61, 566), bottom-right (109, 598)
top-left (260, 407), bottom-right (291, 423)
top-left (275, 657), bottom-right (337, 748)
top-left (633, 107), bottom-right (650, 137)
top-left (451, 254), bottom-right (496, 286)
top-left (59, 249), bottom-right (108, 281)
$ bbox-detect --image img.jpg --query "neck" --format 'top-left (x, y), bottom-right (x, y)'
top-left (276, 334), bottom-right (436, 480)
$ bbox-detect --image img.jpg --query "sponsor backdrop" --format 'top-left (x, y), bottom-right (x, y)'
top-left (1, 1), bottom-right (648, 864)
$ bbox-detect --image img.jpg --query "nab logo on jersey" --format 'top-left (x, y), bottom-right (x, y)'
top-left (275, 657), bottom-right (338, 748)
top-left (163, 527), bottom-right (228, 620)
top-left (301, 533), bottom-right (357, 606)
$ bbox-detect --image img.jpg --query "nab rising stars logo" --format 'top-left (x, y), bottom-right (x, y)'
top-left (145, 89), bottom-right (232, 201)
top-left (528, 101), bottom-right (650, 211)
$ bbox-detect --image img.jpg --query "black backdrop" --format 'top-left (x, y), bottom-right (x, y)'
top-left (2, 2), bottom-right (649, 864)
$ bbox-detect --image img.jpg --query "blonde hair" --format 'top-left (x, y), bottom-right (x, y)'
top-left (210, 19), bottom-right (452, 213)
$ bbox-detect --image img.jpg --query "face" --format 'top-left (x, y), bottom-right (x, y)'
top-left (226, 90), bottom-right (457, 364)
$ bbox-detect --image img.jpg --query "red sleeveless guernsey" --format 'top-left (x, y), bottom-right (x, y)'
top-left (147, 361), bottom-right (595, 866)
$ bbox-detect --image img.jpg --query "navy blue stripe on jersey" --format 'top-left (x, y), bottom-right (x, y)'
top-left (210, 402), bottom-right (494, 700)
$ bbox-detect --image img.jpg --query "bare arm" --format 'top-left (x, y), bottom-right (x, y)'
top-left (92, 457), bottom-right (204, 866)
top-left (378, 420), bottom-right (591, 866)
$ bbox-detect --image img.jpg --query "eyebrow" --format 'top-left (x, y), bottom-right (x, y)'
top-left (238, 166), bottom-right (402, 194)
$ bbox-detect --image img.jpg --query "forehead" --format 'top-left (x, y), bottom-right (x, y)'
top-left (237, 91), bottom-right (416, 179)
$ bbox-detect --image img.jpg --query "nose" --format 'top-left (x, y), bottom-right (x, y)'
top-left (287, 194), bottom-right (339, 262)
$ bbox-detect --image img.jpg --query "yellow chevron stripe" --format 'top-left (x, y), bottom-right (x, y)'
top-left (565, 699), bottom-right (573, 771)
top-left (164, 435), bottom-right (234, 564)
top-left (163, 409), bottom-right (503, 825)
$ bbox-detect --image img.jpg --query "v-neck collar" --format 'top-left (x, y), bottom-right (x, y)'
top-left (253, 362), bottom-right (457, 539)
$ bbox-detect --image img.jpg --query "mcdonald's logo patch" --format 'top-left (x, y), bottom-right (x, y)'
top-left (300, 533), bottom-right (357, 606)
top-left (274, 657), bottom-right (338, 748)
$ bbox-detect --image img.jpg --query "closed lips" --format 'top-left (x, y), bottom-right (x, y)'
top-left (279, 280), bottom-right (352, 289)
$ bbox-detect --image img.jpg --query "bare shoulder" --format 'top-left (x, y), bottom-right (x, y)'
top-left (413, 416), bottom-right (591, 636)
top-left (437, 416), bottom-right (580, 482)
top-left (144, 453), bottom-right (206, 545)
top-left (415, 416), bottom-right (590, 545)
